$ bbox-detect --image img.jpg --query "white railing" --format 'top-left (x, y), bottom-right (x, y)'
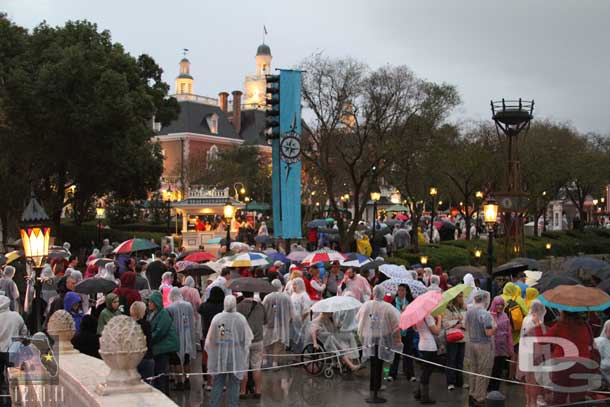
top-left (172, 93), bottom-right (219, 106)
top-left (187, 186), bottom-right (229, 199)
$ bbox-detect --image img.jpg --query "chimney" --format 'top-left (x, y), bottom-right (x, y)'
top-left (218, 92), bottom-right (229, 112)
top-left (231, 90), bottom-right (243, 134)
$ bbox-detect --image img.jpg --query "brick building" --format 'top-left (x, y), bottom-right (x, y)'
top-left (153, 44), bottom-right (273, 199)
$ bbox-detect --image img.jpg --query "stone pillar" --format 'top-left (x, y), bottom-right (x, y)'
top-left (96, 315), bottom-right (150, 395)
top-left (47, 310), bottom-right (77, 354)
top-left (182, 210), bottom-right (188, 232)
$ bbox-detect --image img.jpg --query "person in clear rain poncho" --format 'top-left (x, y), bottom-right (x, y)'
top-left (262, 279), bottom-right (294, 367)
top-left (289, 277), bottom-right (312, 351)
top-left (206, 295), bottom-right (253, 407)
top-left (166, 287), bottom-right (196, 390)
top-left (308, 310), bottom-right (360, 372)
top-left (356, 285), bottom-right (401, 403)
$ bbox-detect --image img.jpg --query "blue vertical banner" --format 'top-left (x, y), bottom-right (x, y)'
top-left (272, 70), bottom-right (302, 239)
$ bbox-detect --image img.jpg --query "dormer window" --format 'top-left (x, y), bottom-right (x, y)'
top-left (207, 113), bottom-right (219, 134)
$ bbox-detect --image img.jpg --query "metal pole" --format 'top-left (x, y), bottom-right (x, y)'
top-left (487, 226), bottom-right (494, 292)
top-left (373, 201), bottom-right (377, 232)
top-left (97, 220), bottom-right (101, 247)
top-left (226, 221), bottom-right (231, 254)
top-left (430, 198), bottom-right (435, 243)
top-left (33, 265), bottom-right (43, 332)
top-left (166, 200), bottom-right (171, 236)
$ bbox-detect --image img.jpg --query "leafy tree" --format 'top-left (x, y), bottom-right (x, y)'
top-left (0, 17), bottom-right (178, 237)
top-left (205, 144), bottom-right (272, 204)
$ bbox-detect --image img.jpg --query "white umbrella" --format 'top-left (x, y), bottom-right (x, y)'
top-left (525, 270), bottom-right (543, 287)
top-left (377, 279), bottom-right (428, 298)
top-left (311, 295), bottom-right (362, 313)
top-left (230, 241), bottom-right (250, 253)
top-left (205, 260), bottom-right (227, 273)
top-left (379, 264), bottom-right (410, 279)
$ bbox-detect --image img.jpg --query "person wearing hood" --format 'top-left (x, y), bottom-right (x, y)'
top-left (427, 275), bottom-right (442, 293)
top-left (596, 320), bottom-right (610, 387)
top-left (356, 285), bottom-right (401, 404)
top-left (148, 290), bottom-right (179, 395)
top-left (180, 276), bottom-right (201, 346)
top-left (97, 293), bottom-right (121, 335)
top-left (488, 296), bottom-right (514, 393)
top-left (206, 295), bottom-right (253, 407)
top-left (199, 286), bottom-right (225, 391)
top-left (0, 294), bottom-right (28, 400)
top-left (71, 315), bottom-right (100, 358)
top-left (204, 269), bottom-right (232, 301)
top-left (63, 292), bottom-right (84, 332)
top-left (0, 266), bottom-right (19, 311)
top-left (159, 271), bottom-right (173, 308)
top-left (524, 287), bottom-right (539, 310)
top-left (113, 271), bottom-right (141, 313)
top-left (519, 300), bottom-right (547, 407)
top-left (166, 287), bottom-right (196, 390)
top-left (500, 282), bottom-right (528, 347)
top-left (262, 279), bottom-right (293, 368)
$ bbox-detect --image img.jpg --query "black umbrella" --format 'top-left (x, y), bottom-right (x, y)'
top-left (359, 259), bottom-right (387, 272)
top-left (74, 278), bottom-right (117, 295)
top-left (512, 257), bottom-right (542, 271)
top-left (535, 272), bottom-right (581, 293)
top-left (493, 262), bottom-right (529, 276)
top-left (47, 250), bottom-right (70, 260)
top-left (182, 264), bottom-right (218, 277)
top-left (448, 265), bottom-right (488, 280)
top-left (307, 219), bottom-right (329, 228)
top-left (228, 277), bottom-right (275, 293)
top-left (562, 256), bottom-right (610, 281)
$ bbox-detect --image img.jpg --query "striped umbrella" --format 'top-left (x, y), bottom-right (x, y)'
top-left (224, 252), bottom-right (271, 268)
top-left (113, 238), bottom-right (159, 254)
top-left (301, 249), bottom-right (346, 266)
top-left (340, 253), bottom-right (373, 268)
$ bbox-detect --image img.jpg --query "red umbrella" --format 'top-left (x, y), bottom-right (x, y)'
top-left (184, 251), bottom-right (216, 263)
top-left (396, 214), bottom-right (408, 221)
top-left (301, 249), bottom-right (346, 266)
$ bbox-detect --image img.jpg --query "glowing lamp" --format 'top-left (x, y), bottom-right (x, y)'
top-left (483, 197), bottom-right (499, 228)
top-left (20, 194), bottom-right (51, 268)
top-left (370, 187), bottom-right (381, 202)
top-left (429, 187), bottom-right (438, 197)
top-left (420, 255), bottom-right (429, 266)
top-left (545, 242), bottom-right (552, 251)
top-left (474, 248), bottom-right (482, 259)
top-left (223, 199), bottom-right (235, 220)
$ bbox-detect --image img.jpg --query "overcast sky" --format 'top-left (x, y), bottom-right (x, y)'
top-left (5, 0), bottom-right (610, 134)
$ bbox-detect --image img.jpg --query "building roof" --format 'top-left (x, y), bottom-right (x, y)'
top-left (238, 109), bottom-right (267, 145)
top-left (157, 101), bottom-right (240, 139)
top-left (177, 73), bottom-right (193, 79)
top-left (256, 44), bottom-right (271, 56)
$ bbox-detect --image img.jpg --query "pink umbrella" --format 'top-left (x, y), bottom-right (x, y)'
top-left (287, 250), bottom-right (310, 262)
top-left (399, 291), bottom-right (443, 330)
top-left (396, 214), bottom-right (408, 221)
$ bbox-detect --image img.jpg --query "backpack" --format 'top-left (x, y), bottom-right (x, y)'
top-left (505, 296), bottom-right (524, 331)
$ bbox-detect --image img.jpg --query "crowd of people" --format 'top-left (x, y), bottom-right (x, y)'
top-left (0, 243), bottom-right (609, 407)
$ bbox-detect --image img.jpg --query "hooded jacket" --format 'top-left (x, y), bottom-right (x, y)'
top-left (71, 315), bottom-right (100, 358)
top-left (501, 282), bottom-right (528, 344)
top-left (113, 272), bottom-right (141, 312)
top-left (97, 293), bottom-right (122, 335)
top-left (147, 291), bottom-right (179, 356)
top-left (0, 295), bottom-right (27, 352)
top-left (63, 292), bottom-right (83, 332)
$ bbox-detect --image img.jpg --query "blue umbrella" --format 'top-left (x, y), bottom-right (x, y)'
top-left (340, 253), bottom-right (373, 268)
top-left (307, 219), bottom-right (330, 228)
top-left (207, 237), bottom-right (222, 244)
top-left (267, 252), bottom-right (290, 264)
top-left (562, 256), bottom-right (610, 280)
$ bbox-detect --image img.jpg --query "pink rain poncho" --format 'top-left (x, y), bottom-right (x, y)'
top-left (262, 280), bottom-right (294, 347)
top-left (356, 285), bottom-right (401, 362)
top-left (205, 295), bottom-right (254, 380)
top-left (180, 276), bottom-right (202, 343)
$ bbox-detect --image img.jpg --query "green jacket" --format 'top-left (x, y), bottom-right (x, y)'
top-left (97, 293), bottom-right (122, 335)
top-left (148, 291), bottom-right (179, 356)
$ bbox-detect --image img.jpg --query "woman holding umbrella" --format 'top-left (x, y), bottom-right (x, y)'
top-left (388, 284), bottom-right (416, 382)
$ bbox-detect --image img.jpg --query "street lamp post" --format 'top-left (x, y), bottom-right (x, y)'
top-left (233, 182), bottom-right (246, 200)
top-left (483, 197), bottom-right (499, 292)
top-left (95, 203), bottom-right (106, 247)
top-left (20, 193), bottom-right (51, 332)
top-left (166, 197), bottom-right (172, 236)
top-left (370, 186), bottom-right (381, 233)
top-left (223, 199), bottom-right (235, 254)
top-left (429, 187), bottom-right (438, 243)
top-left (475, 191), bottom-right (484, 237)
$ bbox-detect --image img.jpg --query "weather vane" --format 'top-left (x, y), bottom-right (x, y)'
top-left (182, 48), bottom-right (189, 57)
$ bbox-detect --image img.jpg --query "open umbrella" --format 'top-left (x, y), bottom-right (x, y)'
top-left (228, 277), bottom-right (274, 293)
top-left (431, 284), bottom-right (474, 317)
top-left (267, 252), bottom-right (290, 264)
top-left (74, 278), bottom-right (117, 295)
top-left (562, 256), bottom-right (610, 281)
top-left (448, 266), bottom-right (488, 280)
top-left (386, 204), bottom-right (409, 213)
top-left (379, 264), bottom-right (410, 280)
top-left (377, 278), bottom-right (427, 298)
top-left (287, 251), bottom-right (310, 262)
top-left (184, 251), bottom-right (216, 263)
top-left (181, 264), bottom-right (218, 277)
top-left (538, 285), bottom-right (610, 312)
top-left (205, 260), bottom-right (228, 273)
top-left (207, 237), bottom-right (222, 245)
top-left (47, 249), bottom-right (70, 260)
top-left (493, 261), bottom-right (529, 276)
top-left (225, 252), bottom-right (271, 268)
top-left (311, 296), bottom-right (362, 313)
top-left (512, 257), bottom-right (542, 271)
top-left (113, 238), bottom-right (159, 254)
top-left (396, 214), bottom-right (408, 221)
top-left (307, 219), bottom-right (329, 228)
top-left (524, 270), bottom-right (543, 287)
top-left (360, 259), bottom-right (387, 272)
top-left (399, 291), bottom-right (443, 330)
top-left (301, 249), bottom-right (346, 266)
top-left (175, 260), bottom-right (199, 272)
top-left (535, 272), bottom-right (581, 293)
top-left (340, 253), bottom-right (373, 268)
top-left (230, 242), bottom-right (250, 253)
top-left (4, 250), bottom-right (22, 265)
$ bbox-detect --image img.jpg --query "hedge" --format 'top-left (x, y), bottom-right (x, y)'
top-left (393, 230), bottom-right (610, 270)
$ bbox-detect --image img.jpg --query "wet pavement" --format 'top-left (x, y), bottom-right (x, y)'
top-left (169, 360), bottom-right (525, 407)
